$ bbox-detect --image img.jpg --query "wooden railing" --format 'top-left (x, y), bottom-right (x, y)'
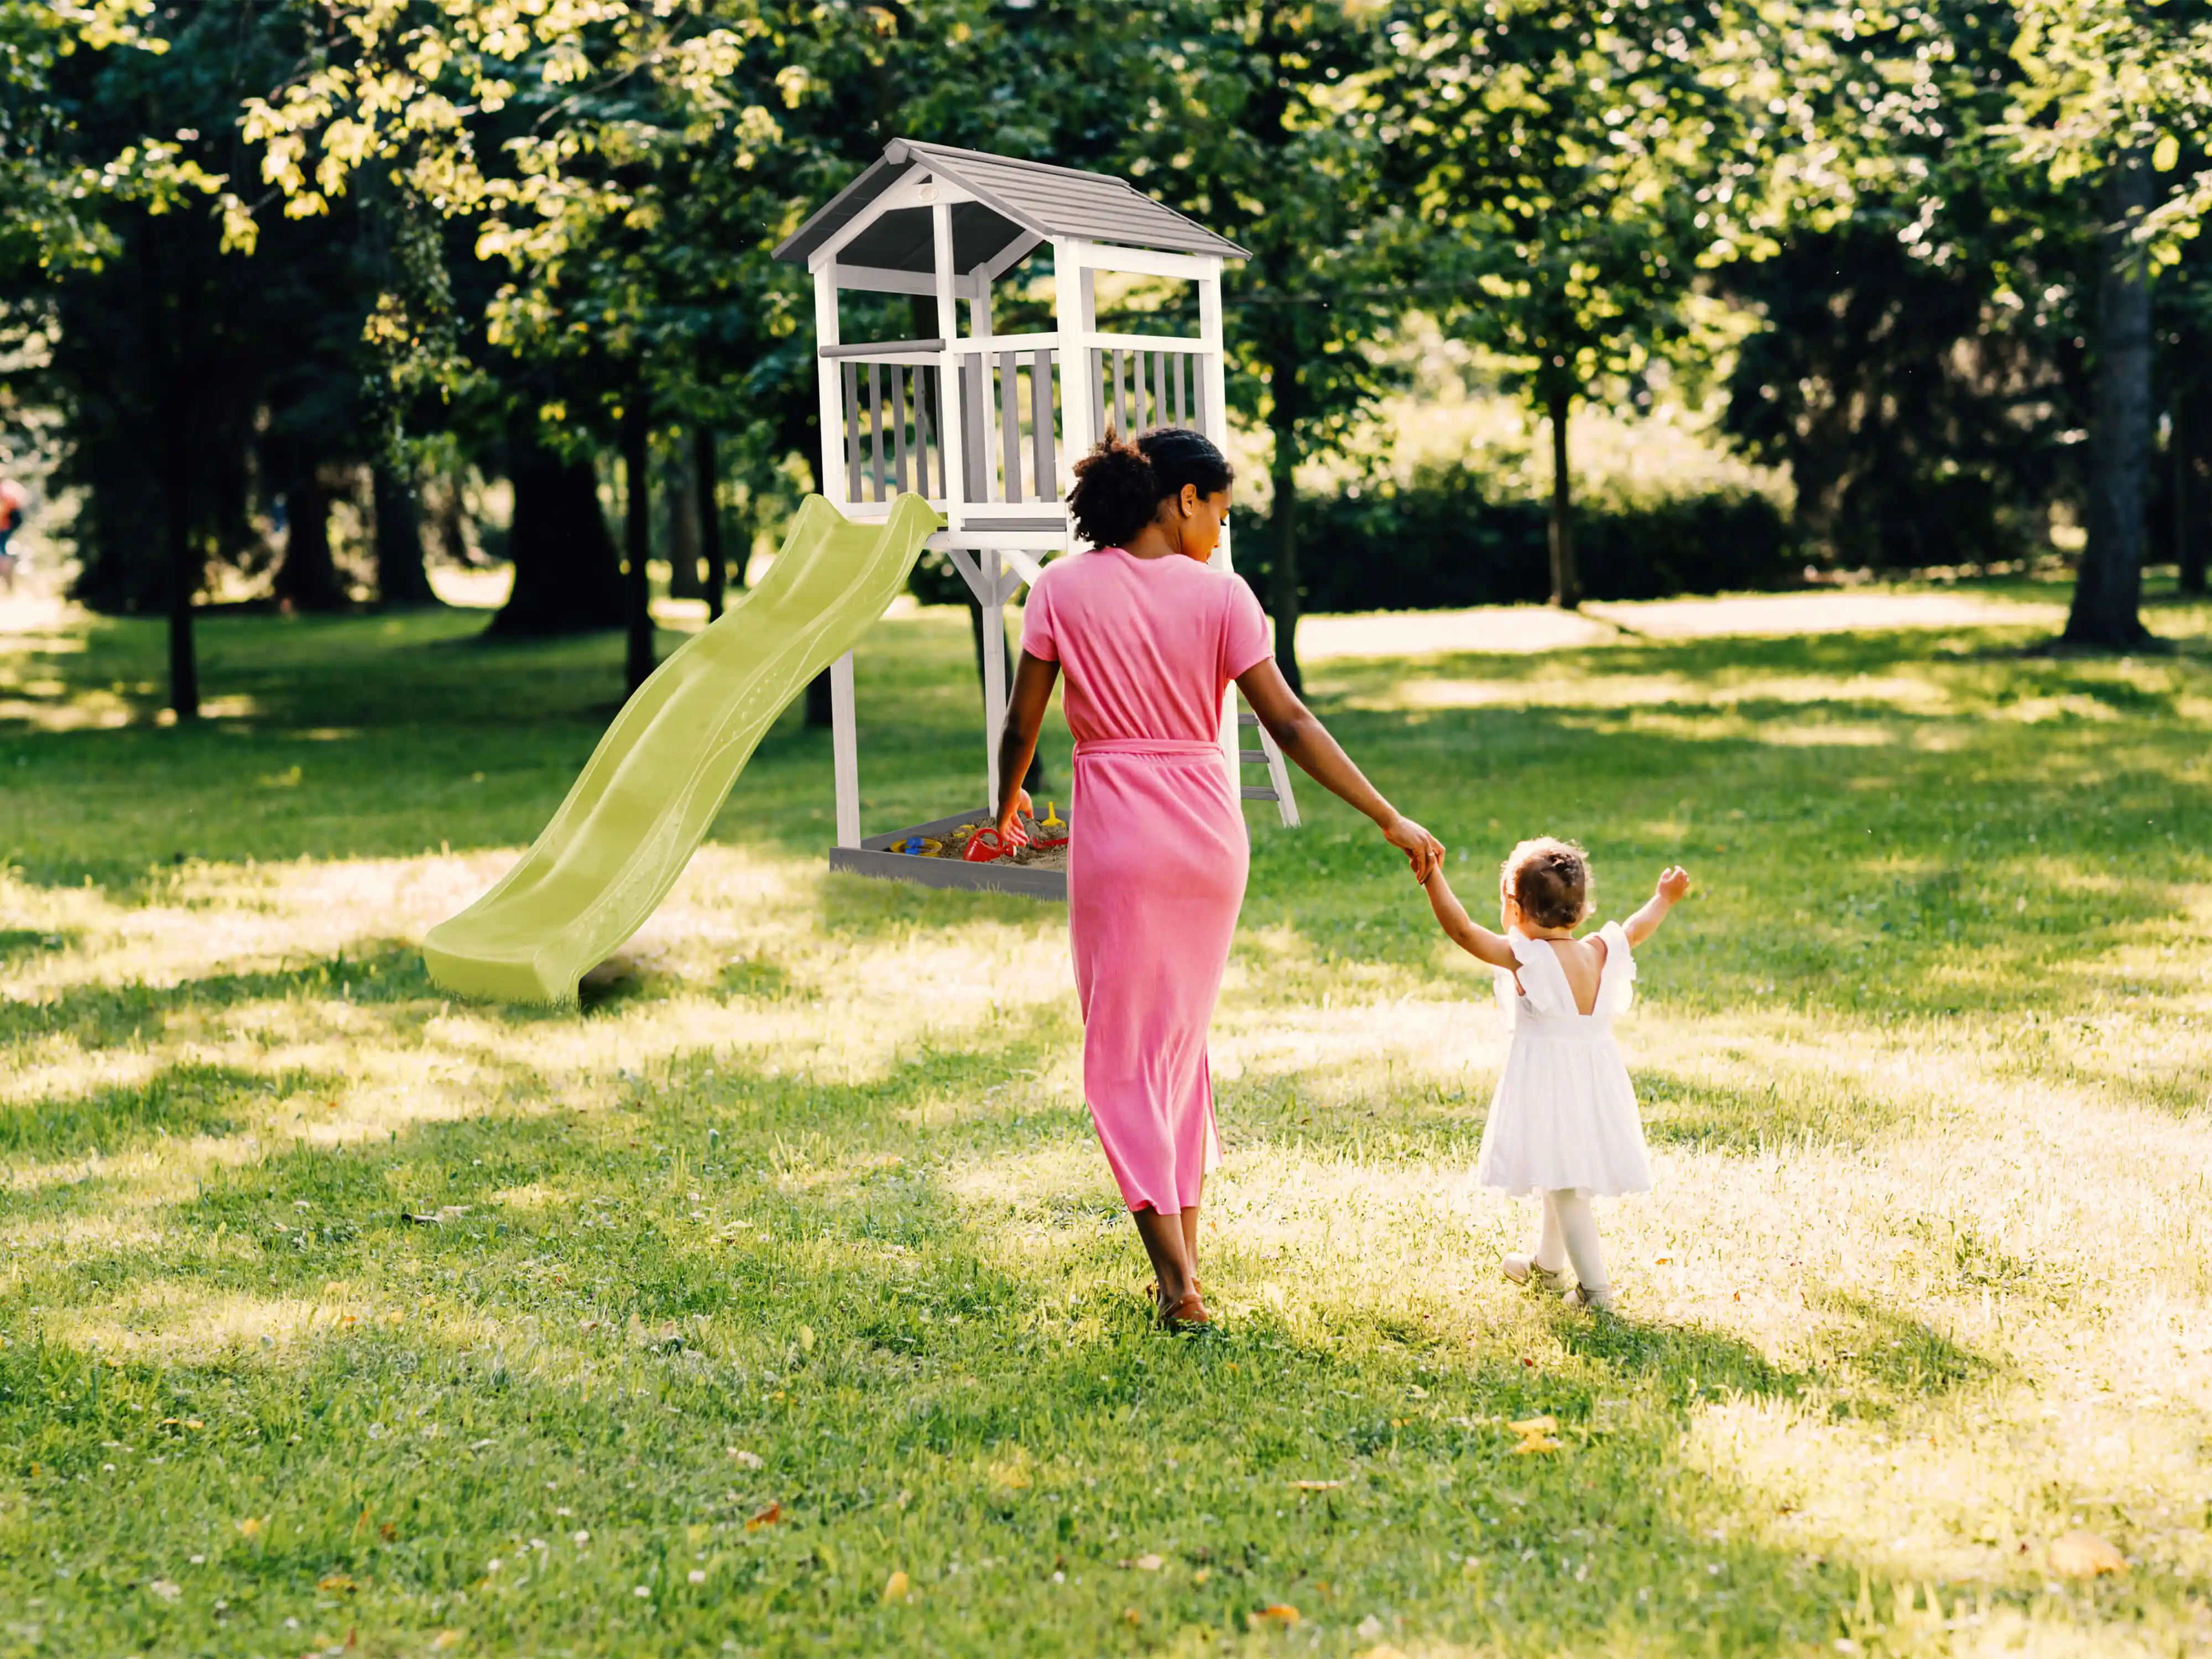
top-left (825, 338), bottom-right (945, 505)
top-left (1091, 341), bottom-right (1206, 445)
top-left (953, 344), bottom-right (1061, 510)
top-left (825, 334), bottom-right (1213, 518)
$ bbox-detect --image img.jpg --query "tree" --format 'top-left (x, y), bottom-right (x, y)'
top-left (1386, 0), bottom-right (1751, 609)
top-left (1124, 2), bottom-right (1408, 690)
top-left (2005, 0), bottom-right (2212, 648)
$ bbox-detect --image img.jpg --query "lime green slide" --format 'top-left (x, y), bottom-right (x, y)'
top-left (424, 493), bottom-right (940, 1005)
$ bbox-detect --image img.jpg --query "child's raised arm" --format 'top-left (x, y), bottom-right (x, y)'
top-left (1623, 865), bottom-right (1692, 947)
top-left (1422, 867), bottom-right (1519, 969)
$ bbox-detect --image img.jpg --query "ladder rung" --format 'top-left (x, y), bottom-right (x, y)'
top-left (1239, 785), bottom-right (1280, 801)
top-left (1237, 712), bottom-right (1259, 726)
top-left (1239, 749), bottom-right (1269, 764)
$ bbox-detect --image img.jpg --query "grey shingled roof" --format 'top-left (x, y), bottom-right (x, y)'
top-left (773, 139), bottom-right (1248, 270)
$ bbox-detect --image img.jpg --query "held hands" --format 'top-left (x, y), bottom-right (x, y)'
top-left (1655, 865), bottom-right (1693, 904)
top-left (1381, 814), bottom-right (1446, 883)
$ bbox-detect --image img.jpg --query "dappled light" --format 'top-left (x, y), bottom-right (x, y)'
top-left (4, 593), bottom-right (2210, 1654)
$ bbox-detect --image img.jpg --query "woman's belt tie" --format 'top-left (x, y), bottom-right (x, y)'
top-left (1073, 739), bottom-right (1223, 759)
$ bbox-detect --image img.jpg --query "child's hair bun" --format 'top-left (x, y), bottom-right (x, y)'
top-left (1503, 837), bottom-right (1592, 930)
top-left (1067, 430), bottom-right (1160, 549)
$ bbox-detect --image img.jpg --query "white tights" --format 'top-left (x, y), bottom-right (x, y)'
top-left (1531, 1189), bottom-right (1609, 1296)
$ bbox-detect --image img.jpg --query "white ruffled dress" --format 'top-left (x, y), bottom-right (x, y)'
top-left (1474, 922), bottom-right (1654, 1198)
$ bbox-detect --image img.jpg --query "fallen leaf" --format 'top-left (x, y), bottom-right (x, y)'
top-left (798, 1325), bottom-right (816, 1352)
top-left (236, 1517), bottom-right (265, 1540)
top-left (882, 1569), bottom-right (910, 1604)
top-left (1122, 1607), bottom-right (1141, 1625)
top-left (319, 1573), bottom-right (358, 1593)
top-left (431, 1631), bottom-right (462, 1650)
top-left (1512, 1437), bottom-right (1563, 1455)
top-left (1248, 1604), bottom-right (1301, 1629)
top-left (379, 1523), bottom-right (398, 1543)
top-left (746, 1502), bottom-right (783, 1531)
top-left (1133, 1553), bottom-right (1164, 1571)
top-left (2049, 1531), bottom-right (2126, 1578)
top-left (1193, 1568), bottom-right (1212, 1585)
top-left (1288, 1480), bottom-right (1343, 1491)
top-left (1507, 1416), bottom-right (1558, 1437)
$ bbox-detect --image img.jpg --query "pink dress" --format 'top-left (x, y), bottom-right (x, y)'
top-left (1019, 548), bottom-right (1273, 1214)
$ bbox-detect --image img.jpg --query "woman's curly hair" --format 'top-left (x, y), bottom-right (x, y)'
top-left (1501, 837), bottom-right (1592, 930)
top-left (1066, 426), bottom-right (1234, 549)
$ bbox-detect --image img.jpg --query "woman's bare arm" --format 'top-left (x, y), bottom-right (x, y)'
top-left (1421, 867), bottom-right (1519, 968)
top-left (994, 649), bottom-right (1061, 836)
top-left (1235, 657), bottom-right (1442, 880)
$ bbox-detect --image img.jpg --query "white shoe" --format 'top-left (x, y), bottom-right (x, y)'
top-left (1563, 1282), bottom-right (1617, 1313)
top-left (1502, 1253), bottom-right (1571, 1290)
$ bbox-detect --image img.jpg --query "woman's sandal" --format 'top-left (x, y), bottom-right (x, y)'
top-left (1157, 1289), bottom-right (1212, 1331)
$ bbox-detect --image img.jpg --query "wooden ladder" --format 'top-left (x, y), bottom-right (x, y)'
top-left (1237, 705), bottom-right (1300, 827)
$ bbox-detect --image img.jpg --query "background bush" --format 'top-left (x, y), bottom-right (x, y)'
top-left (1255, 464), bottom-right (1799, 613)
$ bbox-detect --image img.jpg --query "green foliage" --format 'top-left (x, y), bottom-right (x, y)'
top-left (1383, 0), bottom-right (1755, 419)
top-left (1297, 465), bottom-right (1796, 611)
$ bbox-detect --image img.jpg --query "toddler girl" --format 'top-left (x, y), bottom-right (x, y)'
top-left (1421, 838), bottom-right (1691, 1311)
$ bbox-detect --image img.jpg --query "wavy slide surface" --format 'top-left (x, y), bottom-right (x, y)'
top-left (424, 493), bottom-right (939, 1004)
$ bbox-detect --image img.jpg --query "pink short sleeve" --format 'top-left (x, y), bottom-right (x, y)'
top-left (1019, 569), bottom-right (1059, 662)
top-left (1219, 575), bottom-right (1272, 680)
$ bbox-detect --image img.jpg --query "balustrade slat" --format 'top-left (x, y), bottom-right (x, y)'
top-left (892, 366), bottom-right (911, 495)
top-left (867, 364), bottom-right (889, 502)
top-left (842, 362), bottom-right (863, 499)
top-left (1169, 350), bottom-right (1184, 425)
top-left (1030, 349), bottom-right (1053, 499)
top-left (914, 367), bottom-right (933, 498)
top-left (999, 351), bottom-right (1022, 504)
top-left (1113, 349), bottom-right (1129, 437)
top-left (963, 356), bottom-right (988, 502)
top-left (1091, 349), bottom-right (1107, 447)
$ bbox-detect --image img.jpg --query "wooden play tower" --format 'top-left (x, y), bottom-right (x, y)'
top-left (773, 138), bottom-right (1297, 896)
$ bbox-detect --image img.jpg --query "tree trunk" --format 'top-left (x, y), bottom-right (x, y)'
top-left (489, 417), bottom-right (624, 636)
top-left (373, 463), bottom-right (440, 607)
top-left (1267, 353), bottom-right (1303, 695)
top-left (623, 392), bottom-right (655, 695)
top-left (273, 471), bottom-right (347, 611)
top-left (2179, 389), bottom-right (2208, 596)
top-left (2065, 155), bottom-right (2156, 648)
top-left (665, 434), bottom-right (705, 599)
top-left (696, 425), bottom-right (726, 619)
top-left (164, 450), bottom-right (199, 721)
top-left (1547, 385), bottom-right (1580, 609)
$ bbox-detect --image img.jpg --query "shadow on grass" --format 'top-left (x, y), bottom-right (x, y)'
top-left (3, 1030), bottom-right (2173, 1657)
top-left (0, 940), bottom-right (440, 1052)
top-left (1639, 1068), bottom-right (1905, 1155)
top-left (0, 1061), bottom-right (340, 1161)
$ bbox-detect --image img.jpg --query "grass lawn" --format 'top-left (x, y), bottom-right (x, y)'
top-left (2, 580), bottom-right (2210, 1658)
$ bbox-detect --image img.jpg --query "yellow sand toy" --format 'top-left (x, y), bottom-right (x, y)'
top-left (422, 494), bottom-right (939, 1005)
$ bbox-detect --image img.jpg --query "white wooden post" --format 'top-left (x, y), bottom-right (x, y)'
top-left (971, 278), bottom-right (998, 506)
top-left (1196, 262), bottom-right (1244, 810)
top-left (932, 199), bottom-right (966, 535)
top-left (813, 267), bottom-right (845, 509)
top-left (1052, 240), bottom-right (1094, 519)
top-left (831, 651), bottom-right (860, 848)
top-left (982, 546), bottom-right (1006, 809)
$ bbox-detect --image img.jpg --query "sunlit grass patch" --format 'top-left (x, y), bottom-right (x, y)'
top-left (3, 585), bottom-right (2210, 1655)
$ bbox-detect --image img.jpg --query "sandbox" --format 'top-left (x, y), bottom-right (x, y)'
top-left (828, 806), bottom-right (1070, 900)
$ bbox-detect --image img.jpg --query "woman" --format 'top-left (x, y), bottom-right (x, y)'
top-left (994, 428), bottom-right (1444, 1329)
